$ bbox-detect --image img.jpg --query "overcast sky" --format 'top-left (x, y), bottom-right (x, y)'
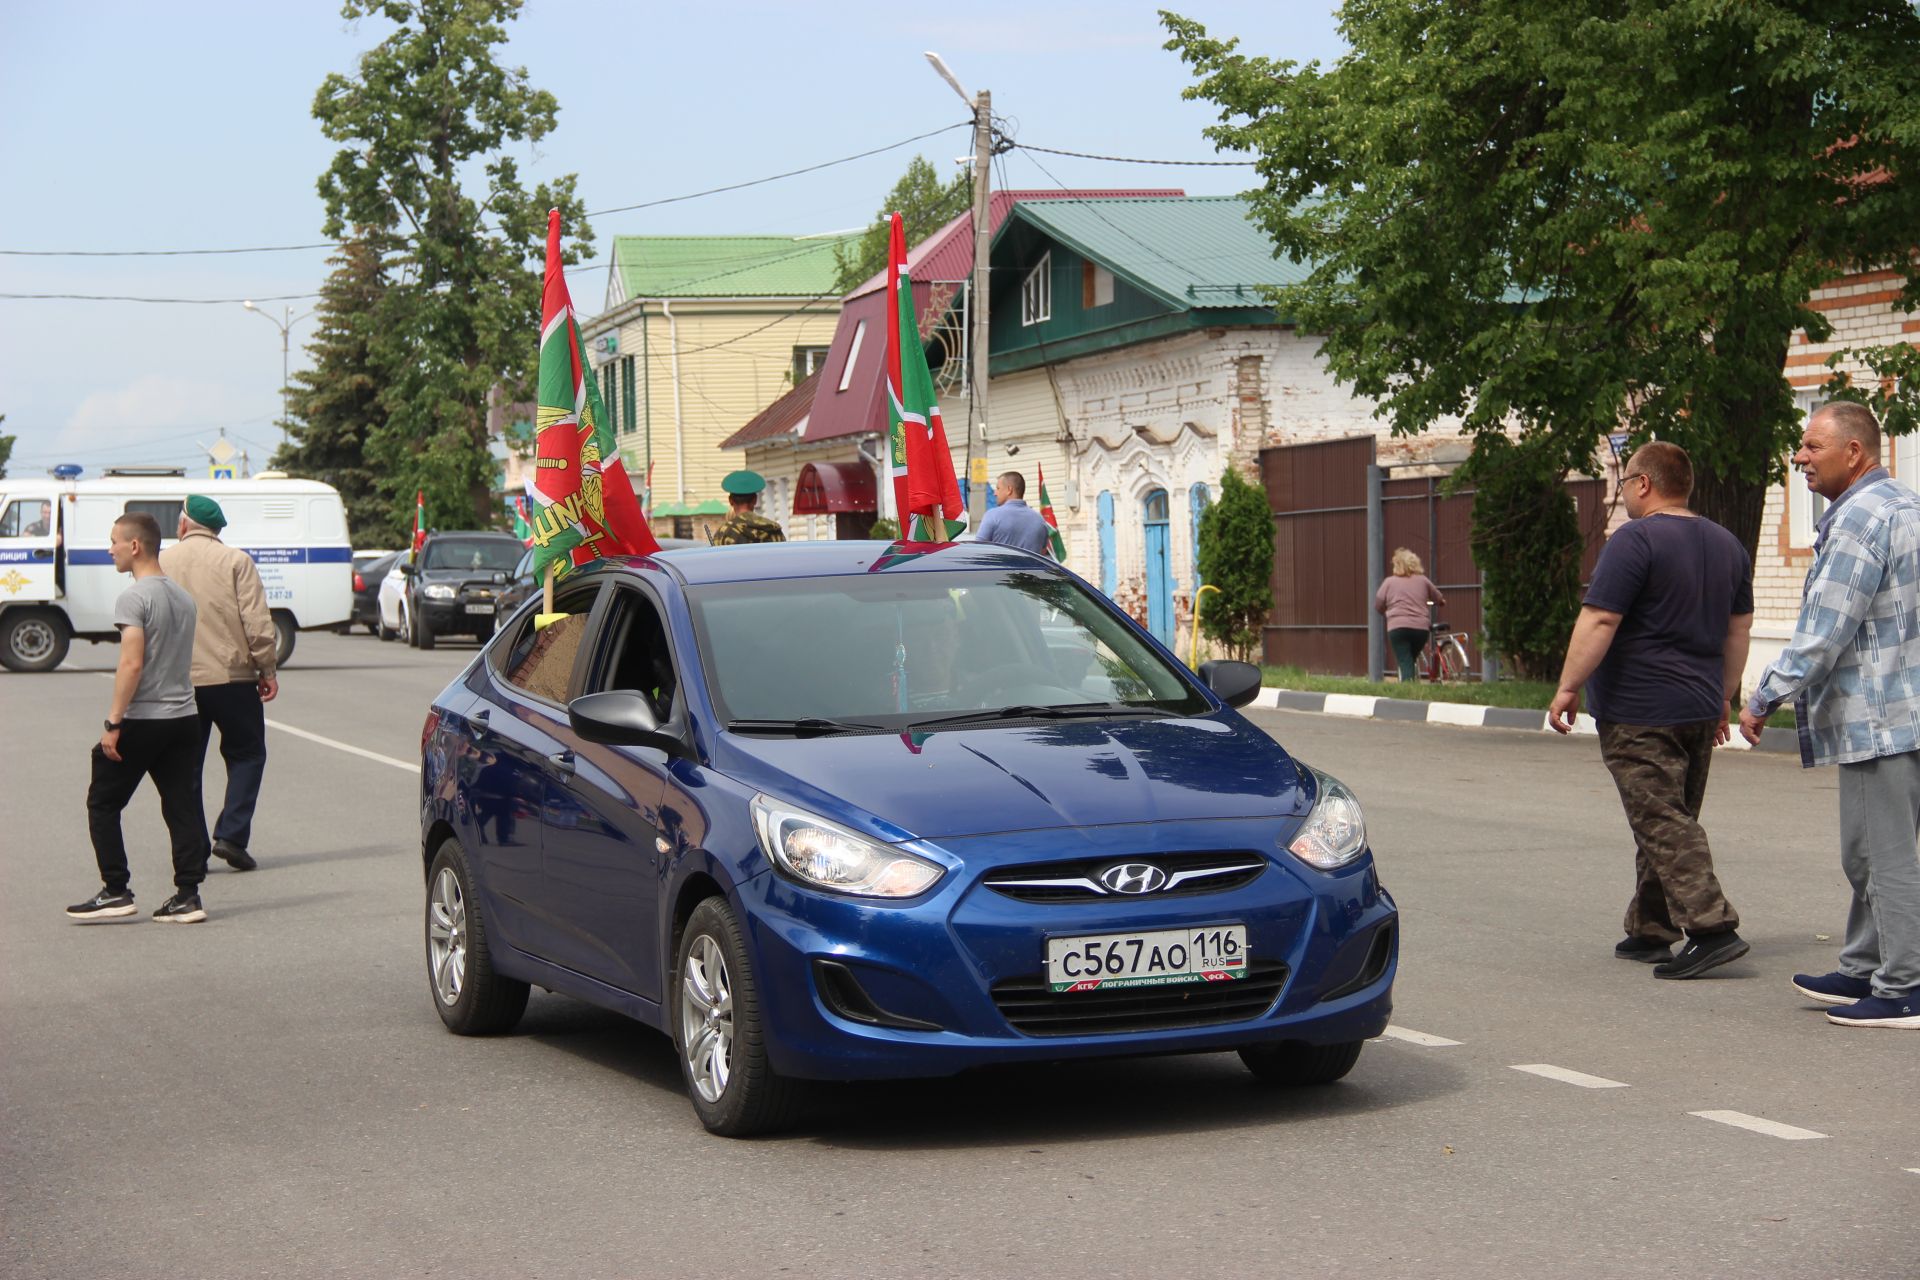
top-left (0, 0), bottom-right (1344, 479)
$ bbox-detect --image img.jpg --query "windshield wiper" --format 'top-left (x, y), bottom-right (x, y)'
top-left (726, 717), bottom-right (885, 737)
top-left (908, 703), bottom-right (1174, 732)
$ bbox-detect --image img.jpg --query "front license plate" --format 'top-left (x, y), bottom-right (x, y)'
top-left (1045, 924), bottom-right (1248, 993)
top-left (463, 603), bottom-right (495, 615)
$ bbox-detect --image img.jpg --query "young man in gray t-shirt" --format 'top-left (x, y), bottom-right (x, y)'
top-left (66, 512), bottom-right (213, 924)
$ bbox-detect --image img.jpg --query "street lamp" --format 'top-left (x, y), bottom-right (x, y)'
top-left (925, 51), bottom-right (993, 523)
top-left (242, 300), bottom-right (312, 448)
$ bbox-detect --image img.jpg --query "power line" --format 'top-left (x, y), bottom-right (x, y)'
top-left (586, 122), bottom-right (972, 217)
top-left (0, 242), bottom-right (337, 258)
top-left (0, 291), bottom-right (323, 305)
top-left (1011, 142), bottom-right (1258, 167)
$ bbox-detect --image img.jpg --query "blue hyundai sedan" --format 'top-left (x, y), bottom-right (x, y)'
top-left (419, 541), bottom-right (1396, 1135)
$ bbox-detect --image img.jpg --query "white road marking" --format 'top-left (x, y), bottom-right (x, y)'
top-left (1379, 1025), bottom-right (1463, 1047)
top-left (266, 719), bottom-right (419, 774)
top-left (1689, 1110), bottom-right (1827, 1141)
top-left (1905, 1169), bottom-right (1920, 1176)
top-left (1509, 1063), bottom-right (1629, 1089)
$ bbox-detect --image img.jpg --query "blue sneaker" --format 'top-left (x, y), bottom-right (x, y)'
top-left (1792, 971), bottom-right (1873, 1006)
top-left (1825, 993), bottom-right (1920, 1028)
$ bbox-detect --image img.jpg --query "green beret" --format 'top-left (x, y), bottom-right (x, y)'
top-left (185, 494), bottom-right (227, 531)
top-left (721, 470), bottom-right (766, 496)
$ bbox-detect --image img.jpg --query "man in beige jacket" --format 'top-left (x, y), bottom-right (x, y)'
top-left (159, 495), bottom-right (278, 871)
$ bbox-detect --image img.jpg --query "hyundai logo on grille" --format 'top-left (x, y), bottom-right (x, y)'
top-left (1097, 863), bottom-right (1169, 895)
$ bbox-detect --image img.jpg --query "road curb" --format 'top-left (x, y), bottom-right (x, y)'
top-left (1249, 687), bottom-right (1800, 755)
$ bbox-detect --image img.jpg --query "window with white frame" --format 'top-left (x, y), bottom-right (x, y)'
top-left (1021, 254), bottom-right (1051, 326)
top-left (1786, 391), bottom-right (1827, 548)
top-left (837, 321), bottom-right (866, 392)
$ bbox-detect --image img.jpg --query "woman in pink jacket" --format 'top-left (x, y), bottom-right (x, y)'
top-left (1375, 548), bottom-right (1446, 682)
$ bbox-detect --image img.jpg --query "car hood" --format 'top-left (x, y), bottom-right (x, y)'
top-left (717, 713), bottom-right (1308, 841)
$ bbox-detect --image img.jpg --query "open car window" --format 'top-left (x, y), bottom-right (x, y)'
top-left (584, 587), bottom-right (679, 723)
top-left (498, 582), bottom-right (602, 704)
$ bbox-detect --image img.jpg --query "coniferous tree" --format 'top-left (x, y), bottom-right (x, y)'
top-left (1195, 468), bottom-right (1275, 663)
top-left (0, 415), bottom-right (13, 480)
top-left (275, 237), bottom-right (392, 542)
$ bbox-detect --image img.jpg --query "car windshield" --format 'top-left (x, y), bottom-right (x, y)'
top-left (422, 538), bottom-right (522, 572)
top-left (687, 568), bottom-right (1209, 729)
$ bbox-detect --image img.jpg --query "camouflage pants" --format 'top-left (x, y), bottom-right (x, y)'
top-left (1597, 719), bottom-right (1741, 941)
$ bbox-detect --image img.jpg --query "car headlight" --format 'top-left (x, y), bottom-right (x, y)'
top-left (750, 795), bottom-right (944, 899)
top-left (1286, 766), bottom-right (1368, 871)
top-left (424, 584), bottom-right (455, 600)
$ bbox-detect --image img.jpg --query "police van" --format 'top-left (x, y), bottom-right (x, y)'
top-left (0, 469), bottom-right (352, 672)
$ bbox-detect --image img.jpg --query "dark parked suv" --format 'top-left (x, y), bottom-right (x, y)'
top-left (403, 531), bottom-right (525, 649)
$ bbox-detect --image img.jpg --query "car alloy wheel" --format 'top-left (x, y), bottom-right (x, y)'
top-left (672, 897), bottom-right (802, 1136)
top-left (424, 838), bottom-right (528, 1035)
top-left (679, 934), bottom-right (734, 1103)
top-left (428, 866), bottom-right (467, 1008)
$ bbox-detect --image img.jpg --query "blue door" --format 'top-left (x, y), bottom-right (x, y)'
top-left (1143, 488), bottom-right (1172, 645)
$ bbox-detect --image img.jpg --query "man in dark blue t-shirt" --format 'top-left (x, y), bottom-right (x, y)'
top-left (1549, 441), bottom-right (1754, 979)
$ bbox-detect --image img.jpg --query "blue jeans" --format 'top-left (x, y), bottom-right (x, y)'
top-left (196, 682), bottom-right (268, 851)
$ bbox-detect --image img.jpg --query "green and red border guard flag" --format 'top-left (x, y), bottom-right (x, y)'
top-left (527, 208), bottom-right (660, 588)
top-left (410, 489), bottom-right (425, 557)
top-left (885, 212), bottom-right (965, 542)
top-left (1036, 464), bottom-right (1067, 560)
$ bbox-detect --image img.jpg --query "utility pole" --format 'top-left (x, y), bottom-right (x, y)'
top-left (927, 52), bottom-right (992, 523)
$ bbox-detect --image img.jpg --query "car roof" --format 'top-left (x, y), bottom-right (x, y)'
top-left (423, 530), bottom-right (522, 541)
top-left (610, 539), bottom-right (1059, 587)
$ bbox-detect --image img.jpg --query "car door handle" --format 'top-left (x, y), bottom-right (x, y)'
top-left (546, 750), bottom-right (575, 776)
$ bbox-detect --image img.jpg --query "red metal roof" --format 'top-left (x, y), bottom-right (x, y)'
top-left (807, 190), bottom-right (1184, 445)
top-left (792, 461), bottom-right (878, 514)
top-left (720, 369), bottom-right (820, 451)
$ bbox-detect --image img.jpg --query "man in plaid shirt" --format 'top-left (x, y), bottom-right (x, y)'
top-left (1741, 401), bottom-right (1920, 1029)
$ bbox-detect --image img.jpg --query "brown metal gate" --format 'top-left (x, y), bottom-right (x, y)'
top-left (1261, 437), bottom-right (1609, 676)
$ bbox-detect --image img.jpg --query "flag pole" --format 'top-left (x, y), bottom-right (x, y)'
top-left (543, 561), bottom-right (556, 616)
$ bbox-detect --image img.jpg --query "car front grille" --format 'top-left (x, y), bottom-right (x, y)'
top-left (991, 961), bottom-right (1289, 1036)
top-left (982, 851), bottom-right (1268, 903)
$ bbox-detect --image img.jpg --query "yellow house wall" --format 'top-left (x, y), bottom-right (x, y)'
top-left (587, 299), bottom-right (843, 515)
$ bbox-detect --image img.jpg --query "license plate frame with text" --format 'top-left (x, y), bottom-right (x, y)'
top-left (1045, 924), bottom-right (1248, 993)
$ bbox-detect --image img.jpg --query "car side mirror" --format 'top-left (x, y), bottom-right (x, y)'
top-left (1199, 659), bottom-right (1263, 709)
top-left (399, 562), bottom-right (415, 577)
top-left (568, 690), bottom-right (693, 758)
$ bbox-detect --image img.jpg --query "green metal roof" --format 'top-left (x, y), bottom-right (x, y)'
top-left (996, 196), bottom-right (1309, 309)
top-left (650, 499), bottom-right (728, 517)
top-left (610, 233), bottom-right (861, 299)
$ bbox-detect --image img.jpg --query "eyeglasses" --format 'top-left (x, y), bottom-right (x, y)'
top-left (1622, 472), bottom-right (1652, 484)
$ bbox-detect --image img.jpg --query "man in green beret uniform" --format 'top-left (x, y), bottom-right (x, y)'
top-left (159, 494), bottom-right (278, 872)
top-left (710, 471), bottom-right (787, 546)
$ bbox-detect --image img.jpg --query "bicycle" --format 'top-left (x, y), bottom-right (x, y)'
top-left (1417, 621), bottom-right (1472, 682)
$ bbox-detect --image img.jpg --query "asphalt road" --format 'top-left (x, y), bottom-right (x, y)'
top-left (2, 630), bottom-right (1915, 1280)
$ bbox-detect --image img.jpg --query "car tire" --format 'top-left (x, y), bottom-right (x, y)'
top-left (474, 621), bottom-right (494, 645)
top-left (271, 610), bottom-right (297, 667)
top-left (674, 897), bottom-right (804, 1137)
top-left (378, 617), bottom-right (396, 641)
top-left (425, 838), bottom-right (529, 1036)
top-left (0, 609), bottom-right (71, 672)
top-left (414, 605), bottom-right (435, 650)
top-left (401, 603), bottom-right (416, 648)
top-left (1238, 1040), bottom-right (1364, 1086)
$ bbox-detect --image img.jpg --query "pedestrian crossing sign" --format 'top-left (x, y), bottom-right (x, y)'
top-left (210, 464), bottom-right (236, 480)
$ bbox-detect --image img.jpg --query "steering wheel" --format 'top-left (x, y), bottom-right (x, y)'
top-left (955, 661), bottom-right (1077, 706)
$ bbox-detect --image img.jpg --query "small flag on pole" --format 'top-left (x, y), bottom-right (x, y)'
top-left (410, 489), bottom-right (425, 557)
top-left (885, 212), bottom-right (965, 542)
top-left (1036, 464), bottom-right (1067, 560)
top-left (526, 208), bottom-right (661, 599)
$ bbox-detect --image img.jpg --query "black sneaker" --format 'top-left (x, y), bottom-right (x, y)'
top-left (212, 839), bottom-right (257, 872)
top-left (1615, 935), bottom-right (1675, 963)
top-left (66, 888), bottom-right (136, 922)
top-left (153, 892), bottom-right (206, 924)
top-left (1652, 930), bottom-right (1749, 980)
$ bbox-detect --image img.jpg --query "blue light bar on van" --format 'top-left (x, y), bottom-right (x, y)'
top-left (52, 464), bottom-right (84, 479)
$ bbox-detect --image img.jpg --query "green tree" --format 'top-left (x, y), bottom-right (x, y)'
top-left (1458, 434), bottom-right (1585, 679)
top-left (1195, 467), bottom-right (1274, 662)
top-left (313, 0), bottom-right (591, 532)
top-left (274, 237), bottom-right (393, 542)
top-left (0, 415), bottom-right (12, 480)
top-left (833, 156), bottom-right (972, 295)
top-left (1165, 3), bottom-right (1920, 567)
